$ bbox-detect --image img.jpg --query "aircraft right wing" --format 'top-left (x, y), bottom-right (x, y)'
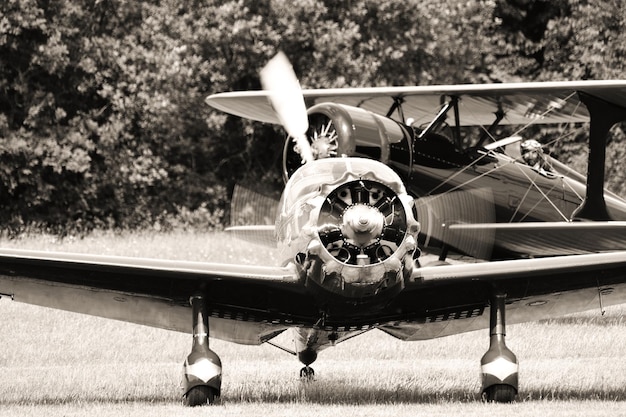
top-left (0, 248), bottom-right (305, 344)
top-left (379, 250), bottom-right (626, 340)
top-left (447, 221), bottom-right (626, 258)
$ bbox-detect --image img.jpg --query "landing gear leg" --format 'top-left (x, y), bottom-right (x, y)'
top-left (480, 291), bottom-right (518, 403)
top-left (182, 295), bottom-right (222, 406)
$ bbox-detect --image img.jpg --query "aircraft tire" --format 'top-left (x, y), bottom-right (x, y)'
top-left (299, 366), bottom-right (315, 380)
top-left (483, 384), bottom-right (516, 403)
top-left (183, 386), bottom-right (218, 406)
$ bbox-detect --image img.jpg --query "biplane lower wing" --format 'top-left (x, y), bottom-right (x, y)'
top-left (448, 222), bottom-right (626, 257)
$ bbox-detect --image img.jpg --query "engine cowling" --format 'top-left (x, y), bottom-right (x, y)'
top-left (276, 158), bottom-right (419, 303)
top-left (283, 103), bottom-right (413, 180)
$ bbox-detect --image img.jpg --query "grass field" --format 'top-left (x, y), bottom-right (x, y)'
top-left (1, 231), bottom-right (626, 416)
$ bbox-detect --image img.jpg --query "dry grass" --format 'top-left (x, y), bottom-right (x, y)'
top-left (0, 231), bottom-right (625, 416)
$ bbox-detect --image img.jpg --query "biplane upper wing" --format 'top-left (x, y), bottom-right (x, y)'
top-left (206, 80), bottom-right (626, 126)
top-left (210, 79), bottom-right (626, 259)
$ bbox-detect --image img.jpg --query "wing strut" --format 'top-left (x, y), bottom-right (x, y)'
top-left (385, 96), bottom-right (405, 123)
top-left (417, 96), bottom-right (459, 140)
top-left (572, 92), bottom-right (626, 220)
top-left (476, 107), bottom-right (505, 148)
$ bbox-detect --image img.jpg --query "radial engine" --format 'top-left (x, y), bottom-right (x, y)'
top-left (283, 102), bottom-right (413, 180)
top-left (276, 158), bottom-right (420, 303)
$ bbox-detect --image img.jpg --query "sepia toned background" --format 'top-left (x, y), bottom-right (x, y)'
top-left (1, 0), bottom-right (625, 235)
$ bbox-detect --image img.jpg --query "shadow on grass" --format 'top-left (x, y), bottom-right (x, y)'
top-left (3, 383), bottom-right (626, 406)
top-left (539, 315), bottom-right (625, 327)
top-left (235, 383), bottom-right (626, 404)
top-left (518, 388), bottom-right (626, 402)
top-left (0, 396), bottom-right (179, 407)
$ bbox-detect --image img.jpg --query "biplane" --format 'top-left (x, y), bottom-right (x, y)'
top-left (2, 52), bottom-right (626, 406)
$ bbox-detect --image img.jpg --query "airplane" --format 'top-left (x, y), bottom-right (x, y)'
top-left (2, 52), bottom-right (626, 406)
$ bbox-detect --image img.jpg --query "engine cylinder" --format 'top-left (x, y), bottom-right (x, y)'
top-left (283, 103), bottom-right (413, 180)
top-left (276, 157), bottom-right (419, 302)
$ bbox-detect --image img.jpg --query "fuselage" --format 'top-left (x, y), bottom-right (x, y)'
top-left (381, 132), bottom-right (626, 257)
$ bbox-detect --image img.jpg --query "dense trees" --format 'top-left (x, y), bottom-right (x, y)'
top-left (1, 0), bottom-right (624, 233)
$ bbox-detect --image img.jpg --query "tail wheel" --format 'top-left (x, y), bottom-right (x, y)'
top-left (299, 366), bottom-right (315, 380)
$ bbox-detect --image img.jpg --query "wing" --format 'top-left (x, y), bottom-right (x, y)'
top-left (0, 248), bottom-right (310, 344)
top-left (379, 251), bottom-right (626, 340)
top-left (206, 80), bottom-right (626, 126)
top-left (2, 247), bottom-right (626, 345)
top-left (448, 221), bottom-right (626, 257)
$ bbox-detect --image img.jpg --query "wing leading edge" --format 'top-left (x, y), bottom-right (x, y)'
top-left (2, 246), bottom-right (626, 342)
top-left (0, 248), bottom-right (307, 343)
top-left (206, 80), bottom-right (626, 127)
top-left (448, 221), bottom-right (626, 257)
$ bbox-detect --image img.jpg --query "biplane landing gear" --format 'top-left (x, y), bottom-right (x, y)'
top-left (182, 295), bottom-right (222, 406)
top-left (480, 291), bottom-right (518, 403)
top-left (300, 366), bottom-right (315, 380)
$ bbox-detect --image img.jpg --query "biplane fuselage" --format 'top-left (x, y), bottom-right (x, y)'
top-left (278, 100), bottom-right (626, 260)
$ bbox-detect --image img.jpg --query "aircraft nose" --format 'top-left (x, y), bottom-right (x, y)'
top-left (354, 215), bottom-right (372, 231)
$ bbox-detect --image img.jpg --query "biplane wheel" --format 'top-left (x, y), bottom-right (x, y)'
top-left (482, 384), bottom-right (516, 403)
top-left (299, 366), bottom-right (315, 380)
top-left (183, 385), bottom-right (219, 406)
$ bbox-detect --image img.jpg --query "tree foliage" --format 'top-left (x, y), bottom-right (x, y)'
top-left (1, 0), bottom-right (625, 233)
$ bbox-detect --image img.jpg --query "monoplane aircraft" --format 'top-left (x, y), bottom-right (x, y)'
top-left (2, 52), bottom-right (626, 406)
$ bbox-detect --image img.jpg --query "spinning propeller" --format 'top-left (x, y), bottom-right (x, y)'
top-left (414, 189), bottom-right (496, 261)
top-left (260, 52), bottom-right (314, 163)
top-left (230, 53), bottom-right (500, 261)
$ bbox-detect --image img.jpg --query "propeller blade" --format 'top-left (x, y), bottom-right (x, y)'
top-left (260, 52), bottom-right (313, 163)
top-left (415, 188), bottom-right (496, 260)
top-left (225, 225), bottom-right (277, 247)
top-left (228, 185), bottom-right (279, 247)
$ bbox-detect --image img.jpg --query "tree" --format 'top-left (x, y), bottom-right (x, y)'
top-left (1, 0), bottom-right (625, 234)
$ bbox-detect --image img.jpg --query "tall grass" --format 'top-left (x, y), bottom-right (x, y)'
top-left (0, 231), bottom-right (625, 416)
top-left (0, 230), bottom-right (283, 264)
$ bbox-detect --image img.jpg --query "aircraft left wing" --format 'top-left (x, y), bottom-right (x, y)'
top-left (0, 248), bottom-right (307, 343)
top-left (206, 80), bottom-right (626, 127)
